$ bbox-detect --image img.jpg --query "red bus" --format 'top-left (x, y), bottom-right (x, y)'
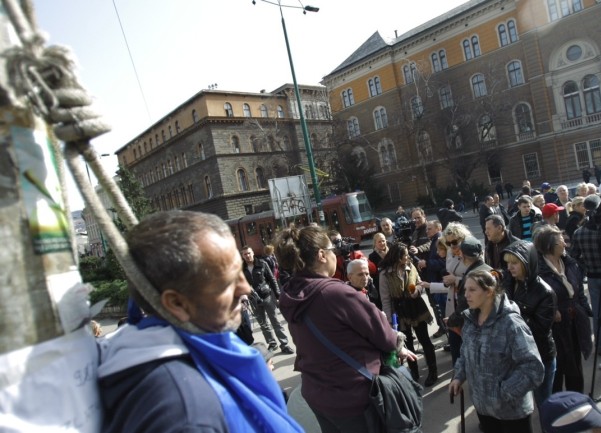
top-left (227, 191), bottom-right (377, 252)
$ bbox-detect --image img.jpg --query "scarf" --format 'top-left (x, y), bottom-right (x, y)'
top-left (137, 317), bottom-right (303, 433)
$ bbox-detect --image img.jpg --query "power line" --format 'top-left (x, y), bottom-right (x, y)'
top-left (112, 0), bottom-right (153, 123)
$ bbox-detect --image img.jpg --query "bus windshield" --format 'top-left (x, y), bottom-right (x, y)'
top-left (344, 192), bottom-right (374, 223)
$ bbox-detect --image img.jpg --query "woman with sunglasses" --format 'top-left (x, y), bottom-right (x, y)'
top-left (275, 225), bottom-right (415, 433)
top-left (450, 270), bottom-right (544, 433)
top-left (379, 242), bottom-right (438, 387)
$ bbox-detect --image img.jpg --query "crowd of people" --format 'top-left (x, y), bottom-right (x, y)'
top-left (90, 175), bottom-right (601, 433)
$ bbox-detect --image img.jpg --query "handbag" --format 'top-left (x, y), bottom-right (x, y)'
top-left (304, 316), bottom-right (423, 433)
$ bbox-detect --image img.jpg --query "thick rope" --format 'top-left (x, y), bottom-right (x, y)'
top-left (1, 0), bottom-right (200, 333)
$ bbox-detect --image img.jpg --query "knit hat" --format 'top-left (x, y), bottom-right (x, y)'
top-left (541, 182), bottom-right (552, 191)
top-left (541, 391), bottom-right (601, 432)
top-left (460, 236), bottom-right (482, 258)
top-left (542, 203), bottom-right (565, 219)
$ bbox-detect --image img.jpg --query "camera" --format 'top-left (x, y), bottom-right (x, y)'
top-left (583, 194), bottom-right (601, 229)
top-left (333, 237), bottom-right (361, 257)
top-left (395, 219), bottom-right (415, 245)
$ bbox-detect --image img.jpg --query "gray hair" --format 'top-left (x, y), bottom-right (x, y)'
top-left (347, 258), bottom-right (368, 276)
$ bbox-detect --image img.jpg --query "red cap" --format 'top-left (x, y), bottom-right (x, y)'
top-left (542, 203), bottom-right (564, 219)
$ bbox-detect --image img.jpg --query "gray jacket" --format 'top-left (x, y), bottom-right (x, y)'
top-left (454, 294), bottom-right (544, 420)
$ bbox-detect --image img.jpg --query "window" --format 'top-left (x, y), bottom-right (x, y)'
top-left (478, 114), bottom-right (496, 144)
top-left (192, 109), bottom-right (199, 123)
top-left (182, 152), bottom-right (188, 168)
top-left (416, 131), bottom-right (432, 162)
top-left (566, 45), bottom-right (582, 61)
top-left (439, 50), bottom-right (448, 69)
top-left (198, 142), bottom-right (205, 160)
top-left (155, 134), bottom-right (159, 145)
top-left (379, 140), bottom-right (397, 172)
top-left (162, 163), bottom-right (167, 178)
top-left (498, 24), bottom-right (508, 47)
top-left (548, 0), bottom-right (559, 20)
top-left (507, 60), bottom-right (524, 87)
top-left (237, 169), bottom-right (249, 192)
top-left (374, 107), bottom-right (388, 130)
top-left (446, 124), bottom-right (462, 149)
top-left (174, 156), bottom-right (180, 171)
top-left (431, 49), bottom-right (449, 73)
top-left (507, 20), bottom-right (518, 43)
top-left (403, 63), bottom-right (417, 84)
top-left (347, 117), bottom-right (360, 138)
top-left (431, 53), bottom-right (440, 72)
top-left (243, 103), bottom-right (251, 117)
top-left (149, 137), bottom-right (153, 149)
top-left (250, 135), bottom-right (259, 153)
top-left (439, 85), bottom-right (454, 109)
top-left (232, 135), bottom-right (240, 153)
top-left (277, 105), bottom-right (284, 118)
top-left (583, 75), bottom-right (601, 114)
top-left (260, 105), bottom-right (268, 118)
top-left (471, 74), bottom-right (487, 98)
top-left (563, 81), bottom-right (582, 119)
top-left (411, 96), bottom-right (424, 119)
top-left (204, 175), bottom-right (213, 198)
top-left (143, 141), bottom-right (148, 153)
top-left (574, 139), bottom-right (601, 169)
top-left (133, 148), bottom-right (137, 159)
top-left (175, 121), bottom-right (180, 134)
top-left (305, 105), bottom-right (314, 119)
top-left (523, 152), bottom-right (541, 178)
top-left (161, 130), bottom-right (166, 142)
top-left (224, 102), bottom-right (233, 117)
top-left (168, 159), bottom-right (174, 175)
top-left (168, 126), bottom-right (173, 138)
top-left (256, 167), bottom-right (266, 189)
top-left (463, 36), bottom-right (481, 60)
top-left (548, 0), bottom-right (582, 20)
top-left (342, 89), bottom-right (355, 108)
top-left (515, 103), bottom-right (534, 135)
top-left (498, 20), bottom-right (518, 47)
top-left (368, 76), bottom-right (382, 97)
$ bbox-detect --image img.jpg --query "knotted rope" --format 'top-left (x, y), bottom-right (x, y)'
top-left (1, 0), bottom-right (200, 333)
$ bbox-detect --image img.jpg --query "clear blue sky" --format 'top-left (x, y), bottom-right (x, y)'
top-left (34, 0), bottom-right (466, 210)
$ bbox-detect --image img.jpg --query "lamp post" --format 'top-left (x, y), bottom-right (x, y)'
top-left (84, 153), bottom-right (110, 256)
top-left (254, 0), bottom-right (324, 225)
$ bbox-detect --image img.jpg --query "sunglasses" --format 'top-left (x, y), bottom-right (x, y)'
top-left (445, 239), bottom-right (460, 247)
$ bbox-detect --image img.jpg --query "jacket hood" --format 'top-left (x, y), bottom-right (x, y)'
top-left (502, 240), bottom-right (538, 285)
top-left (97, 324), bottom-right (188, 379)
top-left (279, 271), bottom-right (339, 323)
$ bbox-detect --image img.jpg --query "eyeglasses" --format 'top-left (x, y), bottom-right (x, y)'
top-left (445, 239), bottom-right (460, 247)
top-left (324, 246), bottom-right (337, 252)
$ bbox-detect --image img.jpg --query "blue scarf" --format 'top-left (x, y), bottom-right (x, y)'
top-left (138, 317), bottom-right (303, 433)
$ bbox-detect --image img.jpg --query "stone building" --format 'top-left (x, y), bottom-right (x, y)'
top-left (322, 0), bottom-right (601, 206)
top-left (115, 84), bottom-right (335, 220)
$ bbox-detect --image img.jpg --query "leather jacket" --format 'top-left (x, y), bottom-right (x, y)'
top-left (243, 258), bottom-right (280, 300)
top-left (502, 241), bottom-right (557, 363)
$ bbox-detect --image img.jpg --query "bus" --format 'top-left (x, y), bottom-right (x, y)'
top-left (226, 191), bottom-right (377, 252)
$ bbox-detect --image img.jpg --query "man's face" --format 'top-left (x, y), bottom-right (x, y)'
top-left (380, 220), bottom-right (393, 236)
top-left (187, 233), bottom-right (251, 333)
top-left (241, 247), bottom-right (254, 264)
top-left (518, 202), bottom-right (531, 216)
top-left (492, 194), bottom-right (500, 205)
top-left (485, 220), bottom-right (504, 243)
top-left (348, 262), bottom-right (369, 289)
top-left (426, 223), bottom-right (439, 239)
top-left (411, 211), bottom-right (425, 228)
top-left (486, 198), bottom-right (494, 207)
top-left (557, 187), bottom-right (568, 201)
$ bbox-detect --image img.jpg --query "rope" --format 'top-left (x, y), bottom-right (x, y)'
top-left (1, 0), bottom-right (200, 333)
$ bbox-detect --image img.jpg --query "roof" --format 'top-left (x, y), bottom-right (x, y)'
top-left (327, 31), bottom-right (390, 76)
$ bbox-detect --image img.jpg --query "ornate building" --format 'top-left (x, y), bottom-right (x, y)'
top-left (115, 84), bottom-right (335, 220)
top-left (322, 0), bottom-right (601, 205)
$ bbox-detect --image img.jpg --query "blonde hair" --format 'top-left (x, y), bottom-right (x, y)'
top-left (373, 232), bottom-right (386, 249)
top-left (443, 222), bottom-right (472, 241)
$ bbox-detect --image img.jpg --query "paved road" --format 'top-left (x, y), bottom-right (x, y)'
top-left (97, 212), bottom-right (601, 432)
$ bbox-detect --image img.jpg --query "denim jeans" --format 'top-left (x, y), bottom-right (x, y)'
top-left (588, 278), bottom-right (601, 348)
top-left (533, 358), bottom-right (556, 407)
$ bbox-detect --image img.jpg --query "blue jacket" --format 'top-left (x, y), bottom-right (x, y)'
top-left (454, 294), bottom-right (544, 420)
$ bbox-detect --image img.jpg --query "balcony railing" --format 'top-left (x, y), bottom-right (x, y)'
top-left (518, 130), bottom-right (536, 141)
top-left (560, 112), bottom-right (601, 130)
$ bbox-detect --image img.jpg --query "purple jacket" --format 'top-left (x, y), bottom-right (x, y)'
top-left (279, 270), bottom-right (397, 417)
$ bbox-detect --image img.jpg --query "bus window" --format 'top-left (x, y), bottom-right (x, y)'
top-left (246, 222), bottom-right (257, 236)
top-left (345, 193), bottom-right (374, 223)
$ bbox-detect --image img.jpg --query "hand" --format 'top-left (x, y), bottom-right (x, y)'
top-left (410, 285), bottom-right (422, 298)
top-left (443, 274), bottom-right (456, 286)
top-left (398, 347), bottom-right (417, 363)
top-left (409, 246), bottom-right (418, 255)
top-left (554, 310), bottom-right (561, 322)
top-left (421, 281), bottom-right (430, 289)
top-left (418, 260), bottom-right (427, 270)
top-left (449, 379), bottom-right (463, 397)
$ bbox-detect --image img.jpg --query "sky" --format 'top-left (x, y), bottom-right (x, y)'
top-left (34, 0), bottom-right (467, 211)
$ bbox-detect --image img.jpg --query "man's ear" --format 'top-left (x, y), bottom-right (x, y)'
top-left (161, 289), bottom-right (193, 323)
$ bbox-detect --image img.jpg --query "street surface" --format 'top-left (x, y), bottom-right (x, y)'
top-left (98, 211), bottom-right (601, 433)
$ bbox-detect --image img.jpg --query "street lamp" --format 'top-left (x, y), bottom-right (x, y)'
top-left (84, 153), bottom-right (110, 255)
top-left (253, 0), bottom-right (325, 225)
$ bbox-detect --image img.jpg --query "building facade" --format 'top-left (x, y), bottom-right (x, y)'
top-left (322, 0), bottom-right (601, 206)
top-left (116, 84), bottom-right (336, 220)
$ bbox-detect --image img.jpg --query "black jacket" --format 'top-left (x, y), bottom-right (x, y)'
top-left (485, 229), bottom-right (519, 271)
top-left (502, 241), bottom-right (557, 363)
top-left (436, 208), bottom-right (463, 230)
top-left (243, 257), bottom-right (280, 300)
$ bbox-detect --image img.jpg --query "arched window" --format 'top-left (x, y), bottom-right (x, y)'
top-left (161, 130), bottom-right (166, 142)
top-left (347, 117), bottom-right (360, 138)
top-left (255, 167), bottom-right (267, 189)
top-left (243, 103), bottom-right (251, 117)
top-left (498, 24), bottom-right (508, 47)
top-left (192, 109), bottom-right (199, 123)
top-left (260, 105), bottom-right (268, 118)
top-left (277, 105), bottom-right (285, 118)
top-left (471, 36), bottom-right (481, 57)
top-left (250, 135), bottom-right (259, 153)
top-left (471, 74), bottom-right (487, 98)
top-left (175, 121), bottom-right (180, 134)
top-left (198, 142), bottom-right (205, 160)
top-left (143, 141), bottom-right (148, 153)
top-left (463, 39), bottom-right (473, 60)
top-left (182, 152), bottom-right (188, 168)
top-left (507, 20), bottom-right (518, 43)
top-left (515, 103), bottom-right (534, 134)
top-left (446, 124), bottom-right (463, 149)
top-left (342, 89), bottom-right (355, 108)
top-left (373, 107), bottom-right (388, 130)
top-left (168, 126), bottom-right (173, 138)
top-left (563, 81), bottom-right (582, 119)
top-left (583, 75), bottom-right (601, 114)
top-left (368, 76), bottom-right (382, 97)
top-left (439, 85), bottom-right (453, 109)
top-left (387, 143), bottom-right (397, 167)
top-left (507, 60), bottom-right (524, 87)
top-left (478, 114), bottom-right (497, 143)
top-left (174, 156), bottom-right (180, 171)
top-left (416, 131), bottom-right (432, 162)
top-left (149, 137), bottom-right (153, 149)
top-left (133, 148), bottom-right (137, 159)
top-left (431, 53), bottom-right (440, 72)
top-left (439, 50), bottom-right (448, 69)
top-left (237, 169), bottom-right (249, 192)
top-left (403, 63), bottom-right (417, 84)
top-left (224, 102), bottom-right (233, 117)
top-left (232, 135), bottom-right (241, 153)
top-left (411, 96), bottom-right (424, 119)
top-left (204, 175), bottom-right (213, 198)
